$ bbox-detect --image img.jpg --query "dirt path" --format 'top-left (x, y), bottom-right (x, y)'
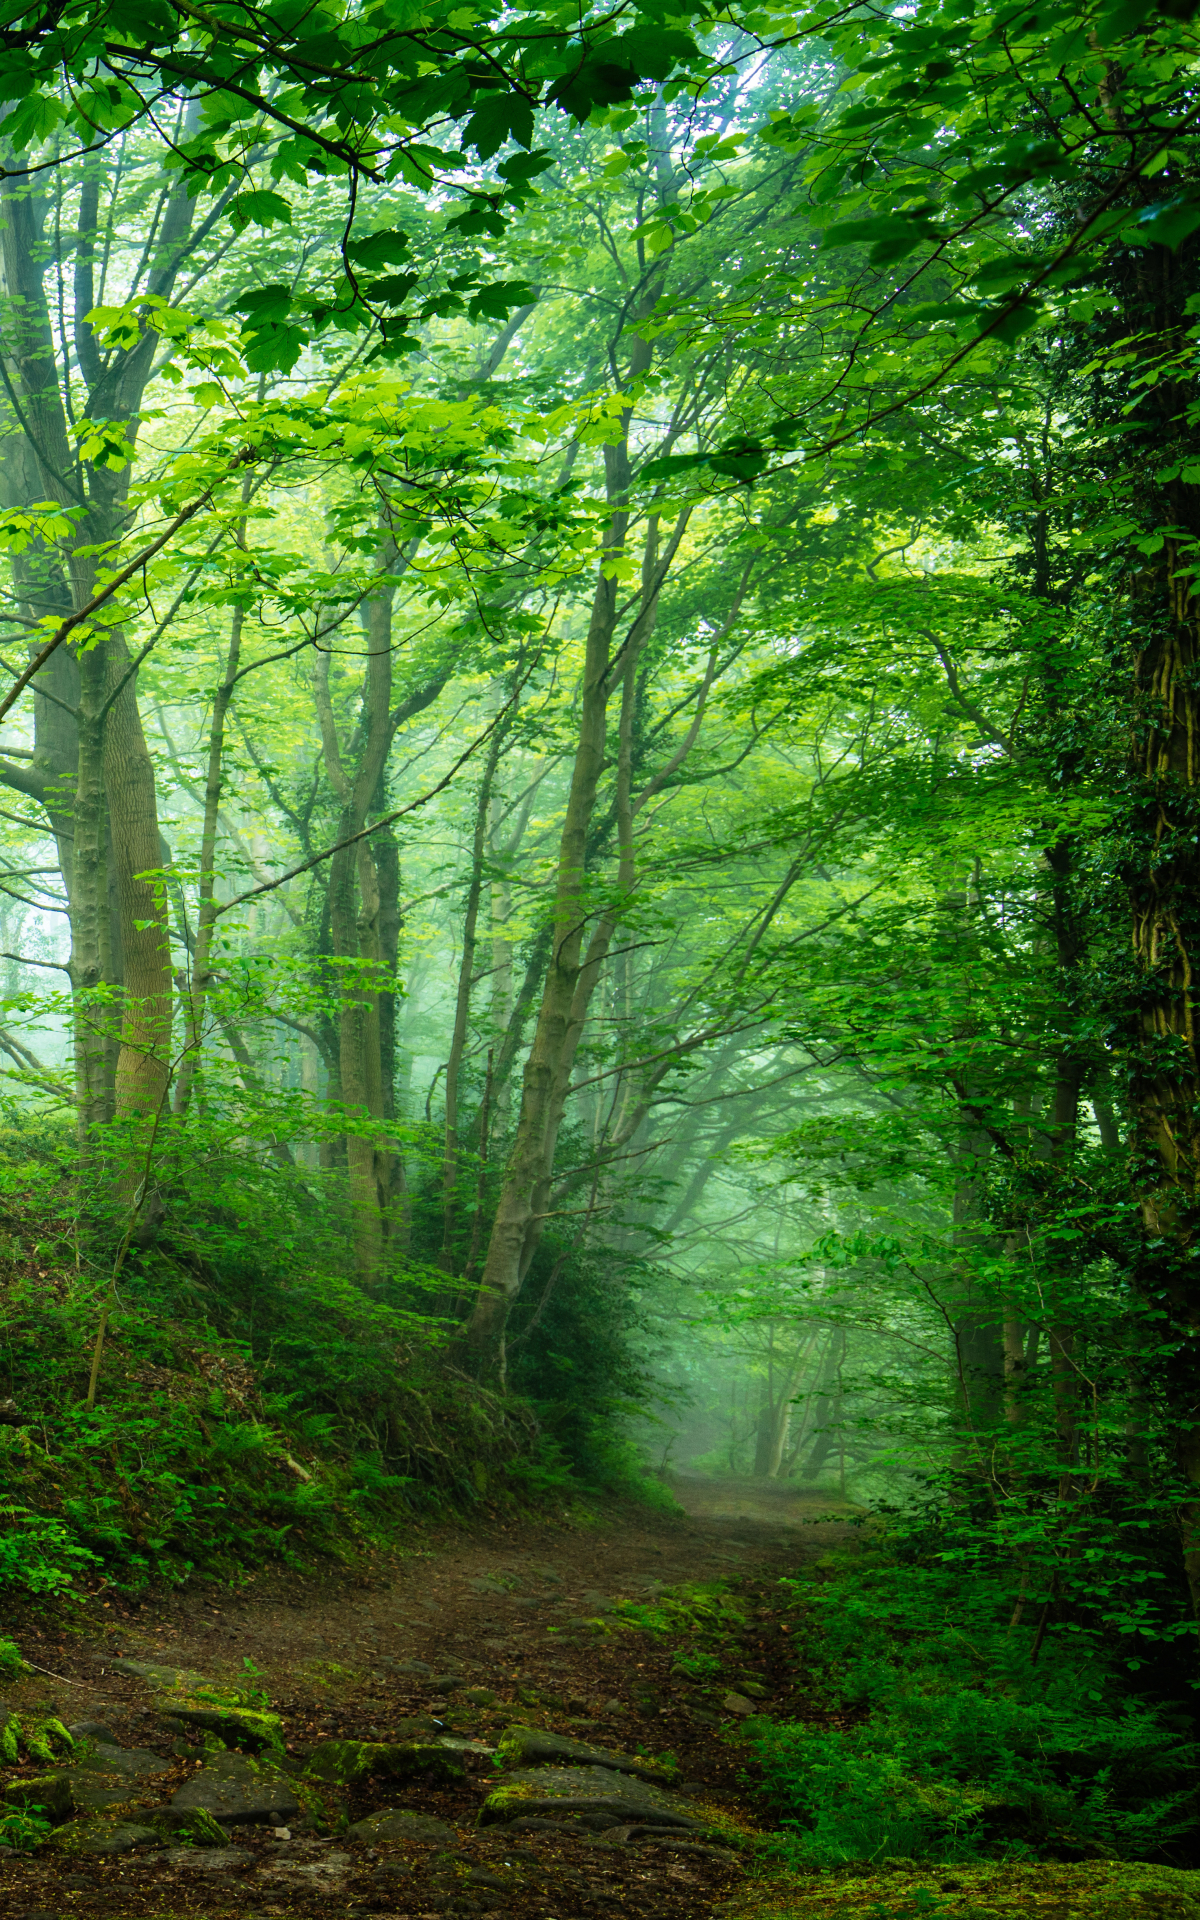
top-left (0, 1479), bottom-right (853, 1920)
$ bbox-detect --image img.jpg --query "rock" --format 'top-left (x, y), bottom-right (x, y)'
top-left (479, 1766), bottom-right (700, 1833)
top-left (77, 1744), bottom-right (171, 1778)
top-left (497, 1727), bottom-right (671, 1784)
top-left (259, 1848), bottom-right (350, 1884)
top-left (3, 1772), bottom-right (73, 1821)
top-left (159, 1845), bottom-right (254, 1872)
top-left (388, 1716), bottom-right (442, 1739)
top-left (157, 1705), bottom-right (283, 1752)
top-left (395, 1658), bottom-right (433, 1675)
top-left (47, 1819), bottom-right (159, 1856)
top-left (463, 1689), bottom-right (497, 1707)
top-left (346, 1809), bottom-right (459, 1846)
top-left (171, 1752), bottom-right (299, 1826)
top-left (722, 1693), bottom-right (757, 1717)
top-left (153, 1806), bottom-right (231, 1845)
top-left (469, 1577), bottom-right (509, 1595)
top-left (582, 1590), bottom-right (615, 1613)
top-left (68, 1722), bottom-right (121, 1744)
top-left (69, 1782), bottom-right (138, 1812)
top-left (102, 1658), bottom-right (210, 1690)
top-left (602, 1699), bottom-right (626, 1714)
top-left (305, 1739), bottom-right (464, 1788)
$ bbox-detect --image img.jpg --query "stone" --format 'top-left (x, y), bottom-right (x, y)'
top-left (102, 1658), bottom-right (210, 1690)
top-left (256, 1848), bottom-right (350, 1884)
top-left (479, 1765), bottom-right (699, 1833)
top-left (159, 1845), bottom-right (254, 1872)
top-left (69, 1783), bottom-right (137, 1812)
top-left (346, 1809), bottom-right (459, 1846)
top-left (722, 1693), bottom-right (756, 1717)
top-left (47, 1819), bottom-right (159, 1856)
top-left (464, 1689), bottom-right (497, 1707)
top-left (469, 1577), bottom-right (509, 1595)
top-left (396, 1658), bottom-right (433, 1675)
top-left (305, 1739), bottom-right (464, 1789)
top-left (582, 1590), bottom-right (615, 1613)
top-left (68, 1722), bottom-right (121, 1744)
top-left (77, 1744), bottom-right (170, 1778)
top-left (171, 1752), bottom-right (300, 1826)
top-left (3, 1772), bottom-right (73, 1821)
top-left (154, 1806), bottom-right (231, 1845)
top-left (496, 1727), bottom-right (671, 1784)
top-left (157, 1705), bottom-right (283, 1752)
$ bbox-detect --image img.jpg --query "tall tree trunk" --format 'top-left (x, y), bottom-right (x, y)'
top-left (440, 729), bottom-right (503, 1270)
top-left (314, 569), bottom-right (395, 1286)
top-left (173, 598), bottom-right (246, 1121)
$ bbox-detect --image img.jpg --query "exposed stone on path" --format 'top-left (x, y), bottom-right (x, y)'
top-left (100, 1658), bottom-right (211, 1691)
top-left (721, 1692), bottom-right (757, 1716)
top-left (257, 1846), bottom-right (351, 1885)
top-left (76, 1745), bottom-right (171, 1779)
top-left (346, 1809), bottom-right (460, 1845)
top-left (67, 1722), bottom-right (120, 1744)
top-left (479, 1765), bottom-right (700, 1833)
top-left (157, 1845), bottom-right (255, 1872)
top-left (3, 1772), bottom-right (74, 1821)
top-left (46, 1819), bottom-right (159, 1855)
top-left (497, 1725), bottom-right (672, 1783)
top-left (305, 1737), bottom-right (466, 1788)
top-left (157, 1704), bottom-right (283, 1751)
top-left (170, 1751), bottom-right (300, 1825)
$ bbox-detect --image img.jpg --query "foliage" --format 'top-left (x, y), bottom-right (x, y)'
top-left (752, 1539), bottom-right (1200, 1867)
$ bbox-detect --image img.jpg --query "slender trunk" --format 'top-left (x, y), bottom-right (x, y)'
top-left (313, 561), bottom-right (395, 1285)
top-left (464, 494), bottom-right (666, 1372)
top-left (72, 656), bottom-right (108, 1150)
top-left (463, 562), bottom-right (622, 1372)
top-left (441, 733), bottom-right (502, 1269)
top-left (173, 599), bottom-right (245, 1120)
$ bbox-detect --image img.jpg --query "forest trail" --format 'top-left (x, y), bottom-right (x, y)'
top-left (0, 1485), bottom-right (854, 1920)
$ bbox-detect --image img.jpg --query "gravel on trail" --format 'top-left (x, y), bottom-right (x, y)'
top-left (0, 1477), bottom-right (851, 1920)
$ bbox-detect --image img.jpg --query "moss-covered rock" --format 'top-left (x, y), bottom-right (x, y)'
top-left (479, 1764), bottom-right (698, 1832)
top-left (3, 1770), bottom-right (73, 1822)
top-left (346, 1809), bottom-right (460, 1845)
top-left (305, 1739), bottom-right (465, 1789)
top-left (157, 1705), bottom-right (283, 1753)
top-left (495, 1725), bottom-right (672, 1783)
top-left (725, 1860), bottom-right (1200, 1919)
top-left (45, 1818), bottom-right (159, 1856)
top-left (0, 1712), bottom-right (73, 1767)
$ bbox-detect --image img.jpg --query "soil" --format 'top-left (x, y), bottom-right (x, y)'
top-left (0, 1476), bottom-right (854, 1920)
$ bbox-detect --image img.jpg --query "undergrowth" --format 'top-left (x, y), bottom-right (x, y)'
top-left (0, 1132), bottom-right (565, 1596)
top-left (752, 1535), bottom-right (1200, 1868)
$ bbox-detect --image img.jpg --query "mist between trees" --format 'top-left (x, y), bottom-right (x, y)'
top-left (5, 0), bottom-right (1200, 1876)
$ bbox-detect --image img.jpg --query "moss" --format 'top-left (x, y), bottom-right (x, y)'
top-left (162, 1701), bottom-right (284, 1752)
top-left (479, 1779), bottom-right (541, 1818)
top-left (724, 1859), bottom-right (1200, 1919)
top-left (3, 1770), bottom-right (73, 1822)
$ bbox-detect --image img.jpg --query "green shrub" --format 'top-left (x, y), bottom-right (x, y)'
top-left (753, 1544), bottom-right (1199, 1865)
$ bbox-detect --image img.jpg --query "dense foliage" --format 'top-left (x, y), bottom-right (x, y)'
top-left (4, 0), bottom-right (1200, 1883)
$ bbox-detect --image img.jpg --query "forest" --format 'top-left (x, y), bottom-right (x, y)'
top-left (1, 0), bottom-right (1200, 1914)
